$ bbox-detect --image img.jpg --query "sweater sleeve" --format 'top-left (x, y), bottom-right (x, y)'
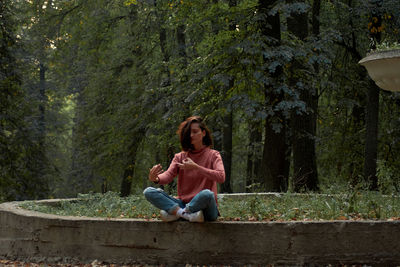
top-left (197, 151), bottom-right (225, 183)
top-left (157, 153), bottom-right (180, 185)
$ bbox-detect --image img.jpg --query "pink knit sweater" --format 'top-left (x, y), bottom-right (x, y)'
top-left (158, 147), bottom-right (225, 203)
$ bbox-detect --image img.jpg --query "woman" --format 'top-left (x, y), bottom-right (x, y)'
top-left (143, 116), bottom-right (225, 222)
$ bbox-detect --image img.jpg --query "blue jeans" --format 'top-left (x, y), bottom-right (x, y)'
top-left (143, 187), bottom-right (219, 221)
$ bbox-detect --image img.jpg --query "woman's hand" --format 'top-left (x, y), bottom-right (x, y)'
top-left (177, 157), bottom-right (199, 170)
top-left (149, 164), bottom-right (163, 183)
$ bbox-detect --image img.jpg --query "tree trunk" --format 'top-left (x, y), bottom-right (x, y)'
top-left (312, 0), bottom-right (320, 37)
top-left (208, 0), bottom-right (222, 154)
top-left (37, 62), bottom-right (49, 199)
top-left (120, 156), bottom-right (136, 197)
top-left (260, 115), bottom-right (288, 191)
top-left (219, 0), bottom-right (236, 193)
top-left (221, 107), bottom-right (233, 193)
top-left (155, 0), bottom-right (171, 87)
top-left (364, 81), bottom-right (379, 190)
top-left (363, 0), bottom-right (382, 190)
top-left (291, 95), bottom-right (318, 192)
top-left (39, 62), bottom-right (46, 148)
top-left (258, 0), bottom-right (289, 192)
top-left (246, 120), bottom-right (262, 192)
top-left (120, 129), bottom-right (145, 197)
top-left (176, 24), bottom-right (187, 66)
top-left (288, 0), bottom-right (319, 192)
top-left (164, 145), bottom-right (177, 194)
top-left (69, 88), bottom-right (89, 194)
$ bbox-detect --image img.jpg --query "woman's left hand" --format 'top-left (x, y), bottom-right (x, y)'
top-left (177, 157), bottom-right (199, 170)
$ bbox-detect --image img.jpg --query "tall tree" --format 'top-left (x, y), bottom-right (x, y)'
top-left (1, 0), bottom-right (51, 200)
top-left (288, 0), bottom-right (319, 192)
top-left (220, 108), bottom-right (233, 192)
top-left (0, 0), bottom-right (24, 200)
top-left (220, 0), bottom-right (236, 193)
top-left (8, 0), bottom-right (398, 198)
top-left (29, 1), bottom-right (53, 191)
top-left (258, 0), bottom-right (289, 192)
top-left (246, 119), bottom-right (262, 192)
top-left (363, 0), bottom-right (382, 190)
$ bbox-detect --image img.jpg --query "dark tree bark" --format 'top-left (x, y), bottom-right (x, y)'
top-left (209, 0), bottom-right (223, 154)
top-left (208, 0), bottom-right (222, 154)
top-left (176, 24), bottom-right (187, 66)
top-left (37, 62), bottom-right (49, 198)
top-left (288, 0), bottom-right (319, 192)
top-left (38, 62), bottom-right (46, 148)
top-left (312, 0), bottom-right (320, 37)
top-left (364, 81), bottom-right (379, 190)
top-left (154, 0), bottom-right (171, 87)
top-left (221, 106), bottom-right (233, 193)
top-left (120, 128), bottom-right (145, 197)
top-left (260, 115), bottom-right (288, 191)
top-left (363, 1), bottom-right (382, 190)
top-left (163, 145), bottom-right (177, 194)
top-left (120, 156), bottom-right (136, 197)
top-left (220, 0), bottom-right (236, 193)
top-left (348, 0), bottom-right (365, 133)
top-left (333, 0), bottom-right (366, 186)
top-left (69, 87), bottom-right (93, 194)
top-left (312, 0), bottom-right (320, 140)
top-left (258, 0), bottom-right (289, 192)
top-left (176, 20), bottom-right (191, 119)
top-left (246, 120), bottom-right (262, 192)
top-left (155, 0), bottom-right (177, 193)
top-left (159, 26), bottom-right (171, 87)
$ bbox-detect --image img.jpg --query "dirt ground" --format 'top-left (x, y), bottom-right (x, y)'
top-left (0, 260), bottom-right (236, 267)
top-left (0, 260), bottom-right (169, 267)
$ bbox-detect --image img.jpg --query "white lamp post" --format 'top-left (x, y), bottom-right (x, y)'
top-left (359, 49), bottom-right (400, 92)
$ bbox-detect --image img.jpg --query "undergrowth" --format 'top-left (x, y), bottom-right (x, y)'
top-left (19, 190), bottom-right (400, 222)
top-left (20, 192), bottom-right (160, 220)
top-left (374, 41), bottom-right (400, 51)
top-left (219, 191), bottom-right (400, 221)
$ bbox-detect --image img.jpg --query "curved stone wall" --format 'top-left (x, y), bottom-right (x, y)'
top-left (1, 199), bottom-right (400, 266)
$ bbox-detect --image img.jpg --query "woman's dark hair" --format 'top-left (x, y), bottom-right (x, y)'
top-left (177, 116), bottom-right (213, 152)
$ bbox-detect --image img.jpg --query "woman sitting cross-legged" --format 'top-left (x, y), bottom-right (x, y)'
top-left (143, 116), bottom-right (225, 222)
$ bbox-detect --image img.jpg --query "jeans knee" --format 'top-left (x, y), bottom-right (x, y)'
top-left (143, 187), bottom-right (153, 198)
top-left (200, 189), bottom-right (215, 201)
top-left (143, 187), bottom-right (163, 199)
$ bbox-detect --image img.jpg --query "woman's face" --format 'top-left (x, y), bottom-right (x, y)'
top-left (190, 123), bottom-right (205, 148)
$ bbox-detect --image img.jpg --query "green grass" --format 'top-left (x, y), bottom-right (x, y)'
top-left (19, 191), bottom-right (400, 222)
top-left (20, 192), bottom-right (160, 220)
top-left (219, 192), bottom-right (400, 221)
top-left (374, 41), bottom-right (400, 51)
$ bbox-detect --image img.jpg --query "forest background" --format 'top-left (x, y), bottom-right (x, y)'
top-left (1, 0), bottom-right (400, 201)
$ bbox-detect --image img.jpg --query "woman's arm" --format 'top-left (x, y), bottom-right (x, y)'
top-left (157, 154), bottom-right (180, 184)
top-left (148, 164), bottom-right (163, 183)
top-left (177, 152), bottom-right (225, 183)
top-left (197, 153), bottom-right (225, 183)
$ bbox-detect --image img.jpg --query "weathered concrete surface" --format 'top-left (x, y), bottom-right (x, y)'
top-left (1, 200), bottom-right (400, 266)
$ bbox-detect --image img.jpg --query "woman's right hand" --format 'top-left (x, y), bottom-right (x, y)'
top-left (149, 164), bottom-right (163, 183)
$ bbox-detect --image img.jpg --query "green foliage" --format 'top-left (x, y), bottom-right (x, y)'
top-left (375, 41), bottom-right (400, 51)
top-left (315, 0), bottom-right (400, 187)
top-left (1, 0), bottom-right (50, 201)
top-left (377, 159), bottom-right (399, 194)
top-left (2, 0), bottom-right (400, 199)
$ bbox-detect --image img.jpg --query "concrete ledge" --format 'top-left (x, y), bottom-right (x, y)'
top-left (1, 199), bottom-right (400, 266)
